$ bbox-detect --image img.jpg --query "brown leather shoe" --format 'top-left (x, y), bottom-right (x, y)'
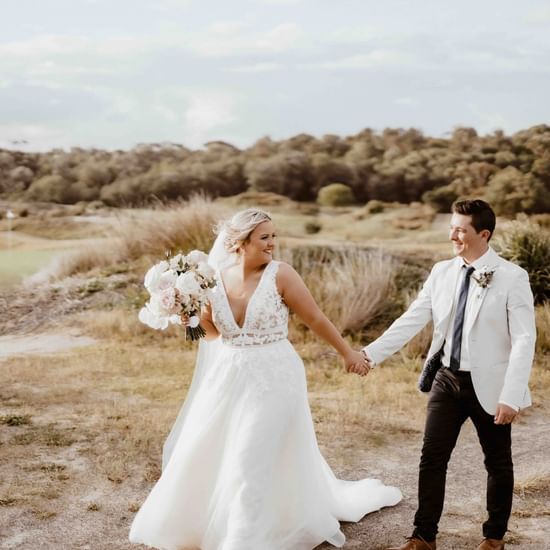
top-left (387, 536), bottom-right (436, 550)
top-left (477, 538), bottom-right (505, 550)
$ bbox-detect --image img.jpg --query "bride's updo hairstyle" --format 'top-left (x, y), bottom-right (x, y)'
top-left (219, 208), bottom-right (272, 254)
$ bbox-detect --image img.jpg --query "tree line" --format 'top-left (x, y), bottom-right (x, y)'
top-left (1, 125), bottom-right (549, 215)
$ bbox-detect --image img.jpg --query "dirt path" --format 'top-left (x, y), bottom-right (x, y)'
top-left (0, 332), bottom-right (96, 361)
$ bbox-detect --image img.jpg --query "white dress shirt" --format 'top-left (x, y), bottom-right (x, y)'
top-left (440, 249), bottom-right (493, 371)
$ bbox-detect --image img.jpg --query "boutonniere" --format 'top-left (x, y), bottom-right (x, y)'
top-left (472, 266), bottom-right (495, 290)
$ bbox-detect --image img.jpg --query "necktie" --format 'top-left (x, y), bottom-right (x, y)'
top-left (449, 265), bottom-right (475, 372)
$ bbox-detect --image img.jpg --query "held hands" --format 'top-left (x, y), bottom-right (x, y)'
top-left (494, 404), bottom-right (518, 425)
top-left (344, 349), bottom-right (372, 377)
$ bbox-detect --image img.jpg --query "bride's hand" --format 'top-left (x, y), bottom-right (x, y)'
top-left (180, 313), bottom-right (190, 326)
top-left (344, 350), bottom-right (371, 377)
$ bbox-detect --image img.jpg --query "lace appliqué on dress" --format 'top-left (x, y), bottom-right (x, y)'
top-left (211, 261), bottom-right (288, 347)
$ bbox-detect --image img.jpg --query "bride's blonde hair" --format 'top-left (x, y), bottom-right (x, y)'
top-left (218, 208), bottom-right (272, 253)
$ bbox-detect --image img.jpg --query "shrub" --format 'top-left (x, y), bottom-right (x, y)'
top-left (304, 220), bottom-right (322, 234)
top-left (317, 183), bottom-right (355, 207)
top-left (364, 200), bottom-right (385, 214)
top-left (493, 217), bottom-right (550, 304)
top-left (26, 175), bottom-right (77, 203)
top-left (486, 168), bottom-right (550, 216)
top-left (422, 184), bottom-right (458, 213)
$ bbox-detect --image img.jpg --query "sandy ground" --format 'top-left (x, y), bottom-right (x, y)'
top-left (1, 334), bottom-right (549, 550)
top-left (0, 332), bottom-right (96, 360)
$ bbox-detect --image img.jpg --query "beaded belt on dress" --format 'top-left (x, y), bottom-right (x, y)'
top-left (221, 327), bottom-right (288, 349)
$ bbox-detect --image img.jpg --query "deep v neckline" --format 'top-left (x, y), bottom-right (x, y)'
top-left (218, 262), bottom-right (272, 330)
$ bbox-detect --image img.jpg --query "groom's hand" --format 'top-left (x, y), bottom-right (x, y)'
top-left (494, 404), bottom-right (518, 425)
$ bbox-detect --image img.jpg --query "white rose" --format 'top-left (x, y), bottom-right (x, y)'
top-left (186, 250), bottom-right (209, 266)
top-left (159, 288), bottom-right (178, 313)
top-left (143, 261), bottom-right (169, 293)
top-left (197, 261), bottom-right (215, 280)
top-left (138, 301), bottom-right (169, 330)
top-left (148, 293), bottom-right (169, 316)
top-left (175, 271), bottom-right (201, 296)
top-left (157, 269), bottom-right (178, 292)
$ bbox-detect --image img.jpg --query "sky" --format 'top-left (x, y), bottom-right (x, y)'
top-left (1, 0), bottom-right (550, 152)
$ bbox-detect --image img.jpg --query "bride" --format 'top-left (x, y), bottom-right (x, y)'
top-left (129, 208), bottom-right (401, 550)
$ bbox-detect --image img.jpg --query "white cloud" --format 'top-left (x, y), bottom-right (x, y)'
top-left (313, 49), bottom-right (415, 70)
top-left (152, 104), bottom-right (179, 122)
top-left (0, 33), bottom-right (174, 63)
top-left (183, 92), bottom-right (238, 146)
top-left (0, 124), bottom-right (68, 151)
top-left (154, 0), bottom-right (193, 7)
top-left (395, 97), bottom-right (416, 105)
top-left (257, 0), bottom-right (303, 4)
top-left (468, 104), bottom-right (510, 134)
top-left (28, 60), bottom-right (116, 78)
top-left (523, 7), bottom-right (550, 25)
top-left (225, 62), bottom-right (284, 73)
top-left (0, 34), bottom-right (88, 58)
top-left (326, 26), bottom-right (383, 45)
top-left (188, 22), bottom-right (303, 57)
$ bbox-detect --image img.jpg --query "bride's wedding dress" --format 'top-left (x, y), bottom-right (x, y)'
top-left (129, 260), bottom-right (401, 550)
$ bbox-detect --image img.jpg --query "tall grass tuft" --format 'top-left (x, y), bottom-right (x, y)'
top-left (400, 288), bottom-right (433, 359)
top-left (280, 244), bottom-right (396, 334)
top-left (493, 217), bottom-right (550, 304)
top-left (115, 195), bottom-right (225, 261)
top-left (30, 196), bottom-right (227, 282)
top-left (536, 303), bottom-right (550, 356)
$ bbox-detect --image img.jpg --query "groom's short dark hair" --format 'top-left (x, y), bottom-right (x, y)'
top-left (452, 199), bottom-right (496, 240)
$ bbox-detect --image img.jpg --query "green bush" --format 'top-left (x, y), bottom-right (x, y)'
top-left (422, 184), bottom-right (459, 213)
top-left (317, 183), bottom-right (355, 206)
top-left (364, 199), bottom-right (385, 214)
top-left (486, 167), bottom-right (550, 216)
top-left (304, 220), bottom-right (322, 234)
top-left (26, 175), bottom-right (75, 203)
top-left (493, 217), bottom-right (550, 304)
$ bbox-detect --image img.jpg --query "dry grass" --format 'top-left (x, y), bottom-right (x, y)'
top-left (535, 302), bottom-right (550, 355)
top-left (513, 470), bottom-right (550, 518)
top-left (307, 353), bottom-right (426, 446)
top-left (280, 245), bottom-right (397, 334)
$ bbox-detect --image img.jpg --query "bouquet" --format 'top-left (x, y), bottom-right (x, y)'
top-left (138, 250), bottom-right (216, 340)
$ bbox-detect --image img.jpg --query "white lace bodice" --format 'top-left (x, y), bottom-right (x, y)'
top-left (210, 261), bottom-right (289, 347)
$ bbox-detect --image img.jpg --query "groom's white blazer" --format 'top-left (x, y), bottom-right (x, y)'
top-left (364, 247), bottom-right (536, 414)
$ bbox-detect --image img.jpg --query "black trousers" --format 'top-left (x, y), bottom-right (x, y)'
top-left (413, 368), bottom-right (513, 542)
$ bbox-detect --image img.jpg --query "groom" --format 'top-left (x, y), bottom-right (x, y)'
top-left (360, 199), bottom-right (536, 550)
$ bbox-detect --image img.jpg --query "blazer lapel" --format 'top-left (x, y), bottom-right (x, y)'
top-left (465, 248), bottom-right (499, 335)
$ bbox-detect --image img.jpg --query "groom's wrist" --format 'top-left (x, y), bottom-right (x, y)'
top-left (499, 400), bottom-right (519, 412)
top-left (361, 348), bottom-right (376, 367)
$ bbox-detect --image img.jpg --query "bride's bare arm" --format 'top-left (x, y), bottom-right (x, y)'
top-left (200, 303), bottom-right (220, 340)
top-left (277, 263), bottom-right (368, 371)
